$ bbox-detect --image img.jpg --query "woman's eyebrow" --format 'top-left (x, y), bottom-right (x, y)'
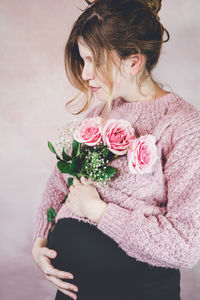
top-left (79, 53), bottom-right (92, 60)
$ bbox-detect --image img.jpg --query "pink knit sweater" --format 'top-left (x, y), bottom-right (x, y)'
top-left (33, 92), bottom-right (200, 269)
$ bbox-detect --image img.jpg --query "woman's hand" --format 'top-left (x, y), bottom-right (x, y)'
top-left (66, 177), bottom-right (108, 224)
top-left (32, 237), bottom-right (78, 300)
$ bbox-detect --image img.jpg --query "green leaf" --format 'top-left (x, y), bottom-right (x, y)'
top-left (72, 139), bottom-right (81, 157)
top-left (61, 193), bottom-right (69, 204)
top-left (47, 207), bottom-right (56, 222)
top-left (105, 150), bottom-right (116, 161)
top-left (48, 141), bottom-right (62, 160)
top-left (57, 160), bottom-right (78, 176)
top-left (79, 155), bottom-right (89, 172)
top-left (96, 147), bottom-right (116, 162)
top-left (49, 207), bottom-right (56, 217)
top-left (68, 170), bottom-right (78, 176)
top-left (77, 142), bottom-right (81, 157)
top-left (57, 160), bottom-right (70, 173)
top-left (100, 166), bottom-right (117, 181)
top-left (48, 141), bottom-right (56, 154)
top-left (56, 155), bottom-right (62, 160)
top-left (70, 157), bottom-right (80, 172)
top-left (62, 148), bottom-right (71, 162)
top-left (47, 210), bottom-right (51, 222)
top-left (105, 166), bottom-right (117, 177)
top-left (68, 177), bottom-right (74, 186)
top-left (70, 157), bottom-right (86, 174)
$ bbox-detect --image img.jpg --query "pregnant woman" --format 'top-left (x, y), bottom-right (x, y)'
top-left (32, 0), bottom-right (200, 299)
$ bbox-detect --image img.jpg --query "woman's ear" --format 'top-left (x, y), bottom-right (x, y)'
top-left (129, 54), bottom-right (146, 76)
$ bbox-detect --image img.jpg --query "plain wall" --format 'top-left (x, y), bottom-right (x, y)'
top-left (0, 1), bottom-right (200, 299)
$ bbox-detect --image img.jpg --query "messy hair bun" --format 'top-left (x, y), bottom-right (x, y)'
top-left (143, 0), bottom-right (162, 14)
top-left (85, 0), bottom-right (162, 22)
top-left (85, 0), bottom-right (162, 13)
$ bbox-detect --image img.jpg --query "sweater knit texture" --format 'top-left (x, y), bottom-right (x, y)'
top-left (33, 91), bottom-right (200, 269)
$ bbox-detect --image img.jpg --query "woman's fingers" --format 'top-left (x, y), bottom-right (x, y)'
top-left (46, 275), bottom-right (78, 292)
top-left (46, 275), bottom-right (78, 299)
top-left (32, 242), bottom-right (78, 299)
top-left (41, 246), bottom-right (57, 258)
top-left (57, 287), bottom-right (77, 300)
top-left (42, 256), bottom-right (74, 279)
top-left (80, 176), bottom-right (89, 185)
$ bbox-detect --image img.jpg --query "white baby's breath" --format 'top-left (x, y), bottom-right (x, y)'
top-left (52, 119), bottom-right (80, 157)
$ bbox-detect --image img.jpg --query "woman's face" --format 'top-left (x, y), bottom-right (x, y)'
top-left (77, 37), bottom-right (133, 102)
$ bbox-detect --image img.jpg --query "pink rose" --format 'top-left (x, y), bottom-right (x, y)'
top-left (102, 119), bottom-right (135, 155)
top-left (127, 134), bottom-right (158, 174)
top-left (73, 117), bottom-right (103, 146)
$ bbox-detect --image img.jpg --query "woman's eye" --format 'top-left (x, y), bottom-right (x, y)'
top-left (80, 57), bottom-right (84, 65)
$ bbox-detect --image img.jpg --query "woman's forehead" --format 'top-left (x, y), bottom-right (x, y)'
top-left (77, 37), bottom-right (93, 58)
top-left (77, 36), bottom-right (121, 67)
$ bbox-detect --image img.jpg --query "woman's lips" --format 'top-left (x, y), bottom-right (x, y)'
top-left (90, 86), bottom-right (100, 92)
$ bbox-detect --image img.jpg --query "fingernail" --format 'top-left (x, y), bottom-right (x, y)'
top-left (69, 274), bottom-right (73, 279)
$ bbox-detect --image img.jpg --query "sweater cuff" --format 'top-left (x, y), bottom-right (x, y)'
top-left (97, 202), bottom-right (131, 245)
top-left (33, 219), bottom-right (51, 243)
top-left (55, 205), bottom-right (71, 222)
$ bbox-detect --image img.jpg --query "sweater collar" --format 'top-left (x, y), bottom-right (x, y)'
top-left (110, 92), bottom-right (180, 114)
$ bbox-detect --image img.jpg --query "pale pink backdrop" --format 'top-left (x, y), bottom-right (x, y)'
top-left (0, 1), bottom-right (200, 299)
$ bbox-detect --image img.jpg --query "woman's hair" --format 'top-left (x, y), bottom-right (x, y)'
top-left (64, 0), bottom-right (170, 117)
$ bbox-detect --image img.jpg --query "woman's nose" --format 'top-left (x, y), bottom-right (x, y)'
top-left (81, 65), bottom-right (95, 81)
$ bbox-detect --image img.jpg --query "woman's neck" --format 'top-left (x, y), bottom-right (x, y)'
top-left (123, 76), bottom-right (169, 103)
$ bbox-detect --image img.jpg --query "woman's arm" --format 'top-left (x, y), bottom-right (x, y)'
top-left (33, 165), bottom-right (70, 242)
top-left (94, 111), bottom-right (200, 269)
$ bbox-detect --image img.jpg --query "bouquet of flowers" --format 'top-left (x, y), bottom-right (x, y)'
top-left (47, 116), bottom-right (158, 234)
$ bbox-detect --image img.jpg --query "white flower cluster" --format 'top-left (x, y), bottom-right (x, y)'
top-left (52, 119), bottom-right (80, 157)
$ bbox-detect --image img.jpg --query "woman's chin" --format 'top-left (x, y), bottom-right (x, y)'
top-left (95, 94), bottom-right (107, 102)
top-left (95, 92), bottom-right (115, 103)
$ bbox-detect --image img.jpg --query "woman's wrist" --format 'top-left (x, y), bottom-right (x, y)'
top-left (87, 201), bottom-right (108, 224)
top-left (32, 237), bottom-right (47, 259)
top-left (33, 237), bottom-right (47, 248)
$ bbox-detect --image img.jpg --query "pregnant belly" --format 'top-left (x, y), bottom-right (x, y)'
top-left (47, 218), bottom-right (135, 275)
top-left (47, 218), bottom-right (138, 297)
top-left (46, 218), bottom-right (180, 299)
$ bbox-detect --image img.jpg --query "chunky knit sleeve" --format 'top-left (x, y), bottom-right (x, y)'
top-left (97, 111), bottom-right (200, 269)
top-left (33, 165), bottom-right (69, 242)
